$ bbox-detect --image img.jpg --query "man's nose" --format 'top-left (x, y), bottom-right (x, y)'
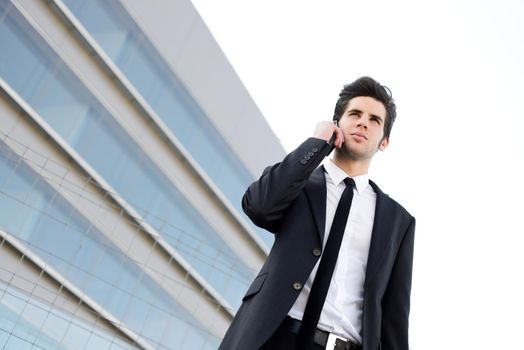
top-left (357, 117), bottom-right (368, 128)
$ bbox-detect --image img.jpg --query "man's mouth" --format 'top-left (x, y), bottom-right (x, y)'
top-left (350, 132), bottom-right (367, 140)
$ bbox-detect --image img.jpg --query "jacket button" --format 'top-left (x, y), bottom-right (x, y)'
top-left (300, 159), bottom-right (307, 165)
top-left (312, 147), bottom-right (318, 153)
top-left (307, 152), bottom-right (314, 156)
top-left (292, 282), bottom-right (302, 290)
top-left (312, 248), bottom-right (322, 257)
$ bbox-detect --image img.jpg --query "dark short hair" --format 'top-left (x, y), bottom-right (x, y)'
top-left (333, 76), bottom-right (397, 139)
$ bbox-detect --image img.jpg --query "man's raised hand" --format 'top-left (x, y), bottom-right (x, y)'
top-left (313, 120), bottom-right (344, 149)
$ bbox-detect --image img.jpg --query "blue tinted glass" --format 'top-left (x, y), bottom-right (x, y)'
top-left (60, 0), bottom-right (274, 247)
top-left (0, 142), bottom-right (219, 349)
top-left (0, 280), bottom-right (138, 349)
top-left (0, 3), bottom-right (253, 311)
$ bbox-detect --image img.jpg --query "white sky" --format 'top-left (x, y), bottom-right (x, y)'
top-left (190, 1), bottom-right (524, 348)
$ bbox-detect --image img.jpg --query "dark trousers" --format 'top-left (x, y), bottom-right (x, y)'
top-left (260, 320), bottom-right (324, 350)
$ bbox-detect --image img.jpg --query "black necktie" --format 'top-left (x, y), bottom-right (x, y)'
top-left (297, 177), bottom-right (355, 349)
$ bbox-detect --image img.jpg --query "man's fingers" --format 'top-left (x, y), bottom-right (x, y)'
top-left (313, 121), bottom-right (339, 141)
top-left (335, 126), bottom-right (344, 148)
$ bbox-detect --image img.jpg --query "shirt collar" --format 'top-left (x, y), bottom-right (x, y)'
top-left (324, 160), bottom-right (369, 194)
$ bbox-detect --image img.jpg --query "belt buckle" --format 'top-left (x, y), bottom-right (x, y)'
top-left (326, 332), bottom-right (349, 350)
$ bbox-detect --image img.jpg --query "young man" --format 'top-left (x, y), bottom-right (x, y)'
top-left (219, 77), bottom-right (415, 350)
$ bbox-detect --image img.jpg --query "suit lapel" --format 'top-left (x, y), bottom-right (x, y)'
top-left (304, 166), bottom-right (327, 243)
top-left (304, 173), bottom-right (393, 283)
top-left (365, 180), bottom-right (394, 287)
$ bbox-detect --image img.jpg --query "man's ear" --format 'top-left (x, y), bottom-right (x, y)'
top-left (379, 137), bottom-right (389, 151)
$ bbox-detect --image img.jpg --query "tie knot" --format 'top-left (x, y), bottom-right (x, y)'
top-left (343, 177), bottom-right (355, 188)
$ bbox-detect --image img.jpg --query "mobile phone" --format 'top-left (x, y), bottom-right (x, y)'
top-left (327, 120), bottom-right (338, 154)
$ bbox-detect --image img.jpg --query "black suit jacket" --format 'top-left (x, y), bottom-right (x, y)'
top-left (219, 138), bottom-right (415, 350)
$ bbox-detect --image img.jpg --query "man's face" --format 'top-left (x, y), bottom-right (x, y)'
top-left (337, 96), bottom-right (389, 160)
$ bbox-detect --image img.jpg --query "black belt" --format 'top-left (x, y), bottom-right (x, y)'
top-left (282, 316), bottom-right (362, 350)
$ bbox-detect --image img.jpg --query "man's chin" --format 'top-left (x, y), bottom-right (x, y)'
top-left (336, 146), bottom-right (374, 161)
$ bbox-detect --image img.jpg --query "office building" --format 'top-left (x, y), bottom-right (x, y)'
top-left (0, 0), bottom-right (285, 348)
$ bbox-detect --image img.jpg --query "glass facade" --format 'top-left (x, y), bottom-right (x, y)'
top-left (0, 0), bottom-right (253, 312)
top-left (62, 0), bottom-right (273, 248)
top-left (0, 142), bottom-right (219, 349)
top-left (0, 281), bottom-right (138, 350)
top-left (0, 0), bottom-right (279, 348)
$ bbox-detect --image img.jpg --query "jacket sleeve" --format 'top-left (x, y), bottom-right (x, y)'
top-left (380, 216), bottom-right (416, 350)
top-left (242, 137), bottom-right (331, 233)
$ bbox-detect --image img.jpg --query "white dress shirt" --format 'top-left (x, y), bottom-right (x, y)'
top-left (288, 160), bottom-right (377, 344)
